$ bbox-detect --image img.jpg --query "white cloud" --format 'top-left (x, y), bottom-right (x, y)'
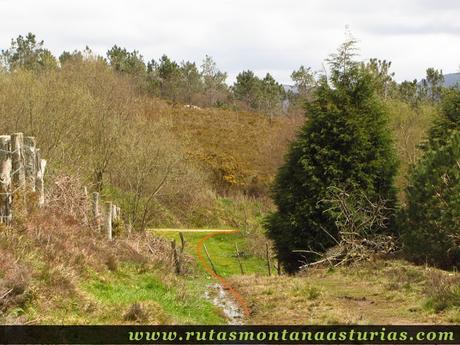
top-left (0, 0), bottom-right (459, 83)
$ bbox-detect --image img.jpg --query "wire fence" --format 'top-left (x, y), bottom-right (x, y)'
top-left (0, 134), bottom-right (46, 225)
top-left (0, 133), bottom-right (120, 242)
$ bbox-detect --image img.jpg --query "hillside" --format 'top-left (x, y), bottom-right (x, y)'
top-left (153, 103), bottom-right (302, 194)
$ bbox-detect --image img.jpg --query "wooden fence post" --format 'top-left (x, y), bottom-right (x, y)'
top-left (24, 136), bottom-right (36, 192)
top-left (82, 186), bottom-right (89, 226)
top-left (92, 192), bottom-right (100, 229)
top-left (116, 206), bottom-right (121, 222)
top-left (36, 158), bottom-right (47, 207)
top-left (105, 201), bottom-right (113, 240)
top-left (0, 136), bottom-right (12, 224)
top-left (111, 204), bottom-right (117, 223)
top-left (179, 232), bottom-right (186, 253)
top-left (266, 242), bottom-right (271, 276)
top-left (11, 133), bottom-right (25, 188)
top-left (235, 242), bottom-right (244, 275)
top-left (35, 148), bottom-right (41, 204)
top-left (171, 239), bottom-right (181, 274)
top-left (203, 243), bottom-right (217, 274)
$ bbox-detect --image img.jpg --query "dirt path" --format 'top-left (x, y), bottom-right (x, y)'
top-left (151, 228), bottom-right (250, 322)
top-left (195, 231), bottom-right (251, 319)
top-left (205, 283), bottom-right (244, 324)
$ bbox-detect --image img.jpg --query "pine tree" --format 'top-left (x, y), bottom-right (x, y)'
top-left (426, 88), bottom-right (460, 148)
top-left (1, 33), bottom-right (57, 71)
top-left (265, 38), bottom-right (398, 273)
top-left (401, 89), bottom-right (460, 268)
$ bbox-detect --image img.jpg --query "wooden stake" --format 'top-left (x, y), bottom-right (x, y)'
top-left (235, 242), bottom-right (244, 275)
top-left (11, 133), bottom-right (25, 188)
top-left (266, 242), bottom-right (271, 276)
top-left (105, 201), bottom-right (113, 240)
top-left (171, 239), bottom-right (181, 274)
top-left (0, 135), bottom-right (12, 224)
top-left (203, 243), bottom-right (217, 274)
top-left (82, 186), bottom-right (89, 226)
top-left (116, 206), bottom-right (121, 222)
top-left (92, 192), bottom-right (100, 229)
top-left (111, 204), bottom-right (117, 222)
top-left (23, 136), bottom-right (36, 192)
top-left (36, 159), bottom-right (46, 207)
top-left (179, 232), bottom-right (186, 253)
top-left (277, 258), bottom-right (281, 276)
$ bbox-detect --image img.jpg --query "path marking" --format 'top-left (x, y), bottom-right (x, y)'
top-left (151, 229), bottom-right (236, 233)
top-left (196, 230), bottom-right (251, 318)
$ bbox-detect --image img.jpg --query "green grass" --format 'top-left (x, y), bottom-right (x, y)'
top-left (157, 231), bottom-right (267, 278)
top-left (82, 263), bottom-right (225, 324)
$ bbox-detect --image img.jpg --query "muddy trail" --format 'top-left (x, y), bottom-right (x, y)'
top-left (151, 228), bottom-right (251, 324)
top-left (205, 283), bottom-right (244, 324)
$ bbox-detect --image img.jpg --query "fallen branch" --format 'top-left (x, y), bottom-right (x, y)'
top-left (300, 187), bottom-right (396, 271)
top-left (0, 288), bottom-right (13, 300)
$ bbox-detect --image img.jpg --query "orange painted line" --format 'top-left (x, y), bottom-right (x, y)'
top-left (196, 230), bottom-right (251, 318)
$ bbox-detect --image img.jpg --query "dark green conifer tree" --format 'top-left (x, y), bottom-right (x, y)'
top-left (401, 88), bottom-right (460, 268)
top-left (266, 38), bottom-right (398, 273)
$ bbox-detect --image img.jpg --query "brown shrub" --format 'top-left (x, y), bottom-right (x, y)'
top-left (424, 270), bottom-right (460, 312)
top-left (46, 174), bottom-right (91, 226)
top-left (123, 303), bottom-right (147, 322)
top-left (122, 301), bottom-right (170, 324)
top-left (0, 249), bottom-right (31, 314)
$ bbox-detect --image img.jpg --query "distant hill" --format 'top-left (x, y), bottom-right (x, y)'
top-left (284, 73), bottom-right (460, 93)
top-left (283, 84), bottom-right (298, 94)
top-left (418, 72), bottom-right (460, 88)
top-left (443, 73), bottom-right (460, 88)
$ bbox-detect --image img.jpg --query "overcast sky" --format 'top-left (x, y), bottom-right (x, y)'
top-left (1, 0), bottom-right (459, 84)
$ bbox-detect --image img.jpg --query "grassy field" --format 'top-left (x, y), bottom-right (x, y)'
top-left (81, 263), bottom-right (224, 324)
top-left (230, 260), bottom-right (460, 325)
top-left (24, 263), bottom-right (226, 325)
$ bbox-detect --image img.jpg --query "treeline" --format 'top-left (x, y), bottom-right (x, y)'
top-left (1, 33), bottom-right (448, 118)
top-left (0, 33), bottom-right (286, 115)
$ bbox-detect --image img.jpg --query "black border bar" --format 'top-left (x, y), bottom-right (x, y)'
top-left (1, 325), bottom-right (460, 344)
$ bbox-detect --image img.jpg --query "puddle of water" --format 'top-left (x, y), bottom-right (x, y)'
top-left (205, 283), bottom-right (244, 325)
